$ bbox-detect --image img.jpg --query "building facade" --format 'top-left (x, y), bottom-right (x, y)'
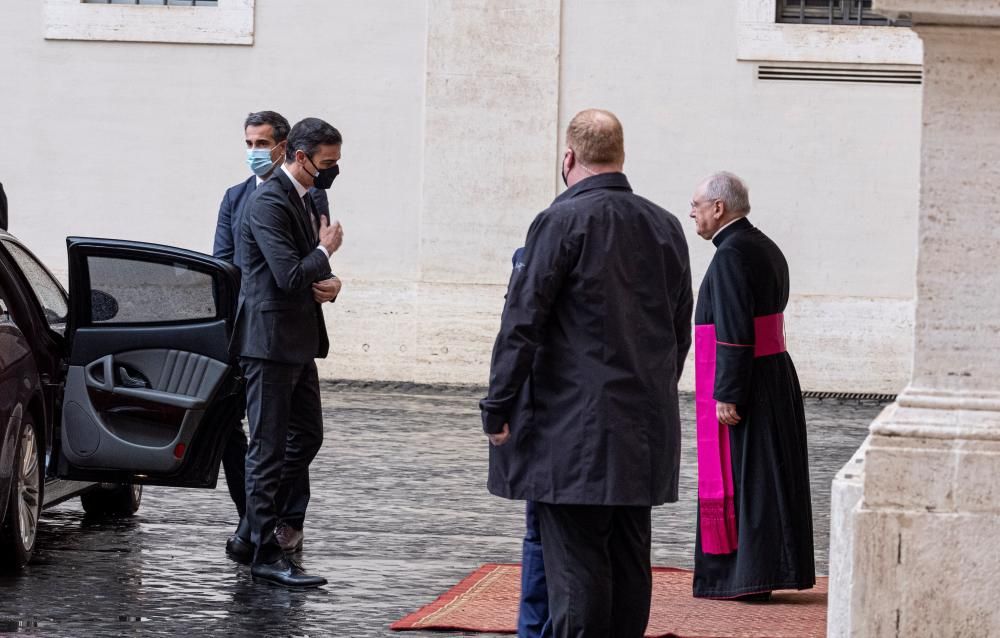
top-left (0, 0), bottom-right (922, 392)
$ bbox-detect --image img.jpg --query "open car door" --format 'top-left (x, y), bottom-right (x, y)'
top-left (57, 238), bottom-right (243, 488)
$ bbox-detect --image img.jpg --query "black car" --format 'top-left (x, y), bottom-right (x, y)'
top-left (0, 230), bottom-right (243, 568)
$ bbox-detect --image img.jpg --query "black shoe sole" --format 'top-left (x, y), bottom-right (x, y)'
top-left (251, 574), bottom-right (326, 589)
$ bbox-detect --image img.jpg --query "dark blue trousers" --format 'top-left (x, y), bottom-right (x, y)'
top-left (520, 501), bottom-right (552, 638)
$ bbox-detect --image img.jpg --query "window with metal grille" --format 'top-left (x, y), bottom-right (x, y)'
top-left (777, 0), bottom-right (911, 26)
top-left (81, 0), bottom-right (218, 6)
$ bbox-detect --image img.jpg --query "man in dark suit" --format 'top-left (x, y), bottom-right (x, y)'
top-left (235, 117), bottom-right (343, 588)
top-left (213, 111), bottom-right (327, 562)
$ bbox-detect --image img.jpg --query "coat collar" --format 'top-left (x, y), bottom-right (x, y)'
top-left (272, 167), bottom-right (309, 214)
top-left (712, 216), bottom-right (752, 247)
top-left (273, 166), bottom-right (298, 196)
top-left (268, 165), bottom-right (316, 249)
top-left (553, 172), bottom-right (632, 205)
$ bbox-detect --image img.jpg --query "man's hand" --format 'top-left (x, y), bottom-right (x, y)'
top-left (488, 423), bottom-right (511, 446)
top-left (319, 215), bottom-right (344, 254)
top-left (312, 276), bottom-right (342, 303)
top-left (717, 401), bottom-right (741, 426)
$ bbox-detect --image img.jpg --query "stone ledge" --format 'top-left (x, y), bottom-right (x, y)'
top-left (876, 0), bottom-right (1000, 27)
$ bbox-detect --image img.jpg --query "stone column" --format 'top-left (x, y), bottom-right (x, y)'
top-left (320, 0), bottom-right (561, 384)
top-left (415, 0), bottom-right (561, 381)
top-left (833, 2), bottom-right (1000, 635)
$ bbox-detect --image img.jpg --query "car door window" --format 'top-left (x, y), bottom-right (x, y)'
top-left (86, 256), bottom-right (217, 324)
top-left (2, 240), bottom-right (68, 328)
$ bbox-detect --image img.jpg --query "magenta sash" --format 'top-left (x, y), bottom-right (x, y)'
top-left (695, 313), bottom-right (785, 555)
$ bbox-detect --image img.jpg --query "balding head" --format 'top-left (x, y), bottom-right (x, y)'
top-left (566, 109), bottom-right (625, 167)
top-left (561, 109), bottom-right (625, 188)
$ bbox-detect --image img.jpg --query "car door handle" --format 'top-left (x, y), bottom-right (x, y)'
top-left (118, 366), bottom-right (150, 389)
top-left (84, 355), bottom-right (115, 392)
top-left (84, 357), bottom-right (151, 391)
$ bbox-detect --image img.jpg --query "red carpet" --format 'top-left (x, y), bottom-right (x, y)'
top-left (391, 564), bottom-right (828, 637)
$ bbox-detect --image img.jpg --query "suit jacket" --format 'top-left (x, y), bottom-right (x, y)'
top-left (233, 169), bottom-right (332, 364)
top-left (214, 174), bottom-right (330, 263)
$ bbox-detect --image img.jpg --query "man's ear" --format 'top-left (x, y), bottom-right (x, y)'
top-left (712, 200), bottom-right (726, 220)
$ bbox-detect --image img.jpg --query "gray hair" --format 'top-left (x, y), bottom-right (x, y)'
top-left (702, 172), bottom-right (750, 216)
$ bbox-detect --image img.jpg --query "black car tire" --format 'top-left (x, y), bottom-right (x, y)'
top-left (80, 483), bottom-right (142, 517)
top-left (0, 415), bottom-right (43, 569)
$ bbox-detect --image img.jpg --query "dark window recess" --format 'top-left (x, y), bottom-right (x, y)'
top-left (777, 0), bottom-right (911, 26)
top-left (81, 1), bottom-right (219, 6)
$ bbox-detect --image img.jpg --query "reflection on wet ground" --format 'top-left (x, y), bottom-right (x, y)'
top-left (0, 388), bottom-right (885, 637)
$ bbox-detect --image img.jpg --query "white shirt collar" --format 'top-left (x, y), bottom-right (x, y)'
top-left (281, 164), bottom-right (309, 199)
top-left (255, 175), bottom-right (264, 187)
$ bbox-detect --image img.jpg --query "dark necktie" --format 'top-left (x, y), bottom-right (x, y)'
top-left (302, 194), bottom-right (318, 244)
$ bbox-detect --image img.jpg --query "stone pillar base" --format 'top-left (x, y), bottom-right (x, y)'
top-left (835, 398), bottom-right (1000, 636)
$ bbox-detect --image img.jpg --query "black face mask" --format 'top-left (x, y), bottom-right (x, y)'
top-left (306, 155), bottom-right (340, 190)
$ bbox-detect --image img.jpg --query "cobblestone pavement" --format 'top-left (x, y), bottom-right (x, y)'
top-left (0, 387), bottom-right (886, 637)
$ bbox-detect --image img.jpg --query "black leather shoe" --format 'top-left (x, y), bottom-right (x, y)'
top-left (251, 557), bottom-right (327, 588)
top-left (225, 534), bottom-right (253, 565)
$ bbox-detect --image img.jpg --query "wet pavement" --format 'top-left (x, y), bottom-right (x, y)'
top-left (0, 386), bottom-right (886, 637)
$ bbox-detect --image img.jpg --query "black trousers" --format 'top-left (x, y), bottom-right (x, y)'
top-left (242, 357), bottom-right (324, 564)
top-left (221, 417), bottom-right (312, 528)
top-left (535, 503), bottom-right (652, 638)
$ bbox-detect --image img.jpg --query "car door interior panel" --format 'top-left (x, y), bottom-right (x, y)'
top-left (61, 348), bottom-right (229, 472)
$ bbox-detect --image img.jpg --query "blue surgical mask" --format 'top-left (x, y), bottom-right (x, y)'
top-left (246, 148), bottom-right (278, 177)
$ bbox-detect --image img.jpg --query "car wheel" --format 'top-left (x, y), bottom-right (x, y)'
top-left (0, 415), bottom-right (43, 569)
top-left (80, 483), bottom-right (142, 517)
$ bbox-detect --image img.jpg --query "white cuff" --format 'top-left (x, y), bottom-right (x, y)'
top-left (316, 245), bottom-right (330, 259)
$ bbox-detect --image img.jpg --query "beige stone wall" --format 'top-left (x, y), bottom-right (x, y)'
top-left (0, 0), bottom-right (922, 392)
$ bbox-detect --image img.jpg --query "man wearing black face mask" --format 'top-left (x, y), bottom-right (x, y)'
top-left (233, 117), bottom-right (344, 588)
top-left (212, 110), bottom-right (328, 565)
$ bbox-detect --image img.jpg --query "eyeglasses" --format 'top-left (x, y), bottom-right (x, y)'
top-left (690, 198), bottom-right (719, 209)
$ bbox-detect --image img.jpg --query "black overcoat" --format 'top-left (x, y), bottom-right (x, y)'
top-left (480, 173), bottom-right (693, 507)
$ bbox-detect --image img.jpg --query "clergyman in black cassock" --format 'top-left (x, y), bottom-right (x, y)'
top-left (688, 172), bottom-right (815, 600)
